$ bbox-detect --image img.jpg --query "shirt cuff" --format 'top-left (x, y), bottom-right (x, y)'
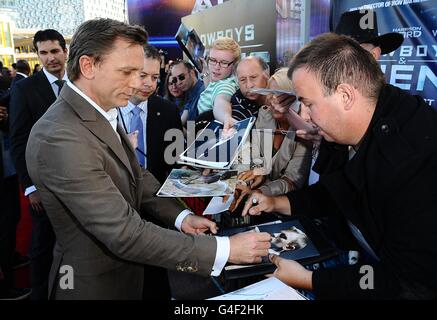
top-left (24, 185), bottom-right (37, 197)
top-left (174, 209), bottom-right (193, 231)
top-left (210, 236), bottom-right (230, 277)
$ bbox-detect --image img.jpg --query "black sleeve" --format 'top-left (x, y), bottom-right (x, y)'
top-left (309, 159), bottom-right (437, 299)
top-left (288, 184), bottom-right (404, 299)
top-left (312, 261), bottom-right (400, 299)
top-left (9, 83), bottom-right (33, 189)
top-left (164, 97), bottom-right (183, 134)
top-left (287, 182), bottom-right (340, 219)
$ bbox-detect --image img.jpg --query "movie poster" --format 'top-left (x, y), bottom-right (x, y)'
top-left (331, 0), bottom-right (437, 110)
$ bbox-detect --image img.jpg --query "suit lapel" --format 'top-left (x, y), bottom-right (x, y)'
top-left (60, 85), bottom-right (136, 183)
top-left (146, 97), bottom-right (156, 160)
top-left (146, 96), bottom-right (164, 165)
top-left (118, 125), bottom-right (144, 207)
top-left (117, 123), bottom-right (142, 178)
top-left (35, 71), bottom-right (56, 107)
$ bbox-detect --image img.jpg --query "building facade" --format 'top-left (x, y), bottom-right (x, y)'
top-left (15, 0), bottom-right (128, 36)
top-left (0, 14), bottom-right (15, 67)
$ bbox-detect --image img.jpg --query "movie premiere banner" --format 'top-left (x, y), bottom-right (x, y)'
top-left (276, 0), bottom-right (331, 68)
top-left (331, 0), bottom-right (437, 110)
top-left (182, 0), bottom-right (277, 69)
top-left (127, 0), bottom-right (230, 58)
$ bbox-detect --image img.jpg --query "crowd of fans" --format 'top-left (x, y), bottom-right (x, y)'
top-left (0, 9), bottom-right (436, 301)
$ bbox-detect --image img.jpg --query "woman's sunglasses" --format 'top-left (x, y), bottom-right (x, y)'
top-left (170, 74), bottom-right (186, 85)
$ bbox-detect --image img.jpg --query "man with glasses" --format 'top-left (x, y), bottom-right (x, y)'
top-left (169, 60), bottom-right (204, 126)
top-left (196, 37), bottom-right (240, 129)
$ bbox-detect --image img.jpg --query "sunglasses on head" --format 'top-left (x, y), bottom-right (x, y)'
top-left (170, 74), bottom-right (186, 85)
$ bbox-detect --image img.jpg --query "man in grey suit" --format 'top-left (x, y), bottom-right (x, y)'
top-left (25, 19), bottom-right (270, 300)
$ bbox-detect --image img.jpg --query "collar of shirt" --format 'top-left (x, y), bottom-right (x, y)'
top-left (16, 72), bottom-right (28, 78)
top-left (120, 100), bottom-right (149, 117)
top-left (43, 68), bottom-right (69, 98)
top-left (67, 81), bottom-right (119, 135)
top-left (43, 67), bottom-right (68, 84)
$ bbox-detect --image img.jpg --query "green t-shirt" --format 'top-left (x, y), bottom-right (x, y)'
top-left (197, 76), bottom-right (239, 115)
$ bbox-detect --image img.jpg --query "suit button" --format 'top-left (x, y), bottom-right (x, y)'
top-left (381, 124), bottom-right (390, 133)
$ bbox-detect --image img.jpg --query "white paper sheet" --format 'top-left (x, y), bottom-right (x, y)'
top-left (209, 277), bottom-right (307, 300)
top-left (203, 196), bottom-right (234, 215)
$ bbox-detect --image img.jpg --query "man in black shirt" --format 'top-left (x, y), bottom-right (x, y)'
top-left (242, 33), bottom-right (437, 299)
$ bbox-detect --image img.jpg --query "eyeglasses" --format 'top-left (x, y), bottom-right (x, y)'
top-left (170, 74), bottom-right (186, 85)
top-left (207, 57), bottom-right (235, 68)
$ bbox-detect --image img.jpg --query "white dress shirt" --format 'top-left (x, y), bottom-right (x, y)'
top-left (65, 82), bottom-right (230, 276)
top-left (43, 68), bottom-right (69, 98)
top-left (16, 72), bottom-right (28, 79)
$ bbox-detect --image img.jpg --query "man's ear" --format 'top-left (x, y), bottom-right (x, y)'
top-left (336, 83), bottom-right (355, 111)
top-left (79, 55), bottom-right (96, 80)
top-left (371, 46), bottom-right (382, 60)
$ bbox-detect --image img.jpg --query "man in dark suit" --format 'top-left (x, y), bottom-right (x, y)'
top-left (118, 45), bottom-right (183, 184)
top-left (0, 60), bottom-right (31, 109)
top-left (11, 60), bottom-right (31, 85)
top-left (25, 18), bottom-right (270, 300)
top-left (9, 29), bottom-right (68, 300)
top-left (0, 61), bottom-right (11, 97)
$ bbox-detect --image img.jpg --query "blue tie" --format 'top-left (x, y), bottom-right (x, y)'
top-left (130, 106), bottom-right (145, 167)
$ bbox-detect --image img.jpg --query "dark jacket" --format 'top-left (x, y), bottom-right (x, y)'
top-left (9, 71), bottom-right (56, 189)
top-left (146, 95), bottom-right (183, 184)
top-left (288, 84), bottom-right (437, 299)
top-left (0, 73), bottom-right (26, 111)
top-left (118, 95), bottom-right (183, 184)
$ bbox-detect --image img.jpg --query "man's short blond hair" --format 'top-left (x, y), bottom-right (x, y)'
top-left (212, 37), bottom-right (241, 61)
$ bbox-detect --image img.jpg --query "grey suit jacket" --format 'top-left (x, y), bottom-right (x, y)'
top-left (26, 84), bottom-right (217, 300)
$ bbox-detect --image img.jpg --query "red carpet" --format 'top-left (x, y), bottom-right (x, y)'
top-left (16, 188), bottom-right (31, 257)
top-left (14, 187), bottom-right (31, 288)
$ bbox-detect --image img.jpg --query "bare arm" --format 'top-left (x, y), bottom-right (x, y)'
top-left (213, 94), bottom-right (236, 129)
top-left (271, 255), bottom-right (313, 291)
